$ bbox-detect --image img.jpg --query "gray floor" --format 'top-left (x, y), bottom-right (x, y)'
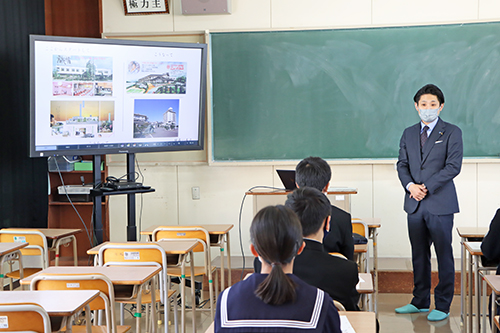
top-left (118, 292), bottom-right (489, 332)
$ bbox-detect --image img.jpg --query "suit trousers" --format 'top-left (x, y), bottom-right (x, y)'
top-left (407, 202), bottom-right (455, 313)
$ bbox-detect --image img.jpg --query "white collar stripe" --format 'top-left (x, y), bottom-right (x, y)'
top-left (220, 287), bottom-right (324, 329)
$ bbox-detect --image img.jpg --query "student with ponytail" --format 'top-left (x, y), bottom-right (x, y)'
top-left (214, 205), bottom-right (341, 332)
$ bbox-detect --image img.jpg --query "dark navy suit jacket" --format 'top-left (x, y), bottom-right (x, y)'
top-left (481, 209), bottom-right (500, 274)
top-left (397, 118), bottom-right (463, 215)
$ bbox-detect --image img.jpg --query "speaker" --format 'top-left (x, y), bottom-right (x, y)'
top-left (180, 0), bottom-right (231, 15)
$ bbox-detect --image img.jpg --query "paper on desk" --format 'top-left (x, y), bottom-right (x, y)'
top-left (356, 275), bottom-right (365, 289)
top-left (340, 315), bottom-right (356, 333)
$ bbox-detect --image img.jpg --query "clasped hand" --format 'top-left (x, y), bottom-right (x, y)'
top-left (409, 184), bottom-right (427, 201)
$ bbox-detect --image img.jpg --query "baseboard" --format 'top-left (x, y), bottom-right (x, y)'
top-left (208, 269), bottom-right (467, 294)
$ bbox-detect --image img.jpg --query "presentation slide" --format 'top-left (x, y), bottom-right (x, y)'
top-left (32, 38), bottom-right (204, 156)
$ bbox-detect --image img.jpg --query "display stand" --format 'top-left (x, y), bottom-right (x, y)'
top-left (91, 153), bottom-right (155, 242)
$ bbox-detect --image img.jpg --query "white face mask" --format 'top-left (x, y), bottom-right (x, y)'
top-left (419, 108), bottom-right (439, 123)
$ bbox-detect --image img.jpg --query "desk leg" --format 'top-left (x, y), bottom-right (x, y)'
top-left (18, 252), bottom-right (24, 290)
top-left (189, 250), bottom-right (196, 333)
top-left (85, 304), bottom-right (92, 333)
top-left (469, 250), bottom-right (474, 333)
top-left (461, 237), bottom-right (467, 332)
top-left (476, 257), bottom-right (481, 333)
top-left (66, 314), bottom-right (73, 333)
top-left (181, 256), bottom-right (186, 333)
top-left (227, 233), bottom-right (232, 288)
top-left (220, 235), bottom-right (225, 291)
top-left (136, 284), bottom-right (143, 333)
top-left (493, 290), bottom-right (498, 333)
top-left (151, 276), bottom-right (157, 333)
top-left (482, 275), bottom-right (487, 333)
top-left (71, 235), bottom-right (78, 266)
top-left (371, 228), bottom-right (378, 315)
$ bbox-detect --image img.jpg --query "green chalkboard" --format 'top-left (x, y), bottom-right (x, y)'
top-left (211, 23), bottom-right (500, 161)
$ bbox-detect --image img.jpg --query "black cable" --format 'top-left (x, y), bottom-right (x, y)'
top-left (238, 186), bottom-right (285, 281)
top-left (52, 157), bottom-right (94, 248)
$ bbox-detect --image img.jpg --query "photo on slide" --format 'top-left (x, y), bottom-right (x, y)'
top-left (50, 100), bottom-right (115, 138)
top-left (126, 61), bottom-right (187, 94)
top-left (133, 99), bottom-right (179, 138)
top-left (52, 55), bottom-right (113, 96)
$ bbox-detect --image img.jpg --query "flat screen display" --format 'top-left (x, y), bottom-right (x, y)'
top-left (30, 35), bottom-right (207, 157)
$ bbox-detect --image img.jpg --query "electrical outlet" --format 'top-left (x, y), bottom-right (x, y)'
top-left (192, 186), bottom-right (200, 200)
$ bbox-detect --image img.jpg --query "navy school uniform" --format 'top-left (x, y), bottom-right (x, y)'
top-left (215, 274), bottom-right (341, 332)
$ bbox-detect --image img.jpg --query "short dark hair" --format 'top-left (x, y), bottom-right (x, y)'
top-left (295, 156), bottom-right (331, 191)
top-left (413, 84), bottom-right (445, 105)
top-left (251, 205), bottom-right (303, 305)
top-left (285, 187), bottom-right (331, 237)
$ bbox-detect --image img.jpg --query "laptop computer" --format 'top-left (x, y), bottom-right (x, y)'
top-left (276, 169), bottom-right (297, 191)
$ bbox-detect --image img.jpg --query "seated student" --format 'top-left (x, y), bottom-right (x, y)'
top-left (215, 205), bottom-right (341, 332)
top-left (295, 156), bottom-right (354, 260)
top-left (287, 187), bottom-right (360, 311)
top-left (481, 208), bottom-right (500, 273)
top-left (481, 208), bottom-right (500, 325)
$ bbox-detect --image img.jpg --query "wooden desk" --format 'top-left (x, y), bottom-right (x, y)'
top-left (1, 290), bottom-right (99, 333)
top-left (484, 275), bottom-right (500, 333)
top-left (354, 244), bottom-right (368, 253)
top-left (357, 272), bottom-right (374, 312)
top-left (457, 227), bottom-right (488, 333)
top-left (39, 228), bottom-right (81, 266)
top-left (245, 188), bottom-right (357, 214)
top-left (354, 217), bottom-right (381, 315)
top-left (21, 265), bottom-right (161, 333)
top-left (464, 241), bottom-right (496, 333)
top-left (357, 272), bottom-right (374, 294)
top-left (141, 224), bottom-right (234, 290)
top-left (0, 242), bottom-right (28, 290)
top-left (88, 240), bottom-right (199, 333)
top-left (354, 243), bottom-right (369, 275)
top-left (204, 311), bottom-right (376, 333)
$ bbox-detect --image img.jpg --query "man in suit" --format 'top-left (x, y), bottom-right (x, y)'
top-left (295, 156), bottom-right (354, 260)
top-left (287, 187), bottom-right (360, 310)
top-left (396, 84), bottom-right (463, 321)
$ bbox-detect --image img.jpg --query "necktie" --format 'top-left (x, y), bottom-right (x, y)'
top-left (420, 125), bottom-right (429, 148)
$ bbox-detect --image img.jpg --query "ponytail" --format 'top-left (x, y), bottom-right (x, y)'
top-left (250, 205), bottom-right (303, 305)
top-left (255, 261), bottom-right (297, 305)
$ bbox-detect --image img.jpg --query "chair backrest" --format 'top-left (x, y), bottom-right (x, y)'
top-left (30, 273), bottom-right (113, 311)
top-left (333, 300), bottom-right (346, 312)
top-left (152, 226), bottom-right (210, 254)
top-left (98, 242), bottom-right (166, 267)
top-left (329, 252), bottom-right (348, 260)
top-left (30, 273), bottom-right (116, 333)
top-left (0, 229), bottom-right (48, 267)
top-left (0, 302), bottom-right (51, 333)
top-left (351, 220), bottom-right (368, 238)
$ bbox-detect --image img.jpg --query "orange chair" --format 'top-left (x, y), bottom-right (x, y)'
top-left (97, 242), bottom-right (179, 333)
top-left (0, 229), bottom-right (48, 290)
top-left (0, 302), bottom-right (51, 333)
top-left (30, 273), bottom-right (131, 333)
top-left (351, 220), bottom-right (369, 272)
top-left (152, 226), bottom-right (217, 319)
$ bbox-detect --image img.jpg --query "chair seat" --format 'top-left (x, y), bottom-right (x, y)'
top-left (5, 268), bottom-right (43, 279)
top-left (116, 289), bottom-right (176, 304)
top-left (167, 265), bottom-right (216, 277)
top-left (69, 325), bottom-right (132, 333)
